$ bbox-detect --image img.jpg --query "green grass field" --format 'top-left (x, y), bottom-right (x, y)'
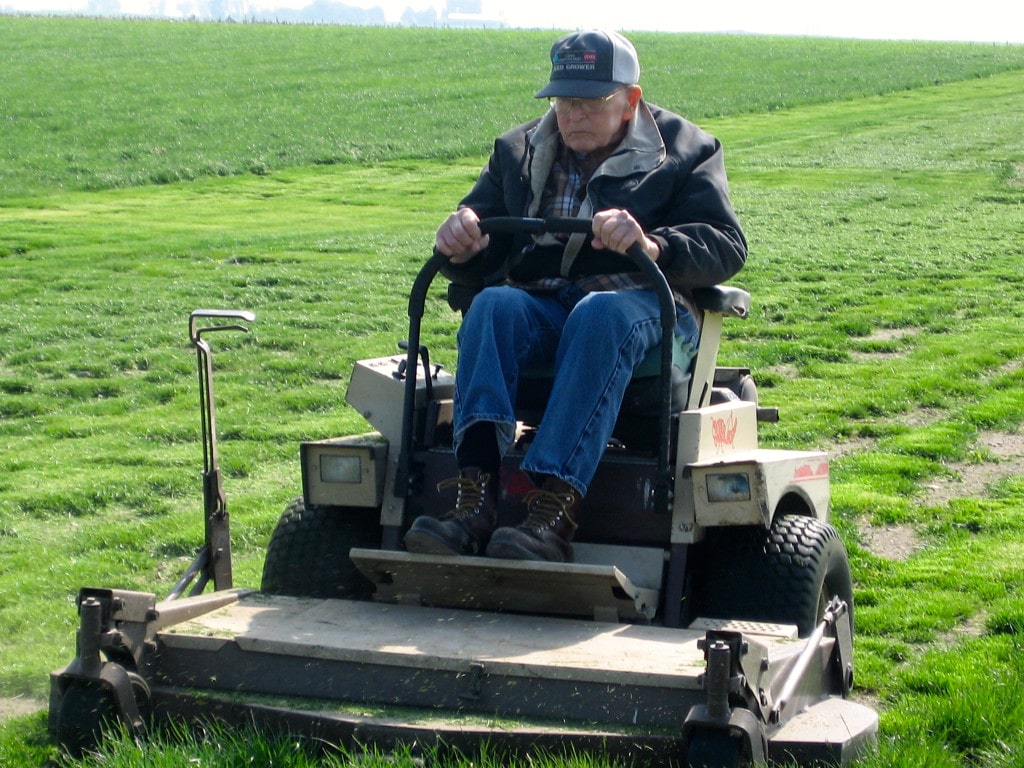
top-left (1, 15), bottom-right (1023, 768)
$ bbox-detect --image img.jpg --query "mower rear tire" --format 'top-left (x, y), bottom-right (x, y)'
top-left (261, 497), bottom-right (381, 600)
top-left (693, 514), bottom-right (853, 637)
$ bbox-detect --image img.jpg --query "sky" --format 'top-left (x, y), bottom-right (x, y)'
top-left (485, 0), bottom-right (1024, 44)
top-left (5, 0), bottom-right (1024, 44)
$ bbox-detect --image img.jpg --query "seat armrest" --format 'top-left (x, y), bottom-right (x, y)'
top-left (692, 286), bottom-right (750, 319)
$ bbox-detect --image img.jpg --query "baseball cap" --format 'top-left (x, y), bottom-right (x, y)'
top-left (534, 30), bottom-right (641, 99)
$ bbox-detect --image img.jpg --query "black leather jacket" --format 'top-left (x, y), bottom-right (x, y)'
top-left (442, 101), bottom-right (747, 299)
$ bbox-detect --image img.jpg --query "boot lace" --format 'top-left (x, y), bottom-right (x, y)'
top-left (436, 473), bottom-right (491, 520)
top-left (521, 489), bottom-right (579, 533)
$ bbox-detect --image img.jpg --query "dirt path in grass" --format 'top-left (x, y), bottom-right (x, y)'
top-left (0, 696), bottom-right (46, 722)
top-left (921, 430), bottom-right (1024, 507)
top-left (856, 428), bottom-right (1024, 561)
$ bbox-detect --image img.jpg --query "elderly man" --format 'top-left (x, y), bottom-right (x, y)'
top-left (404, 29), bottom-right (747, 562)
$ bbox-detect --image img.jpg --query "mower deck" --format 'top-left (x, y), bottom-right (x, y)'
top-left (142, 556), bottom-right (875, 765)
top-left (159, 590), bottom-right (722, 726)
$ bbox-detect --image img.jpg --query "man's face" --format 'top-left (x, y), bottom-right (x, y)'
top-left (553, 86), bottom-right (640, 154)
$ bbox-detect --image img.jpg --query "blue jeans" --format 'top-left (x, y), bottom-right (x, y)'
top-left (453, 285), bottom-right (699, 496)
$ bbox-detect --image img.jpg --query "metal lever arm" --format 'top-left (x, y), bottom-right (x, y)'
top-left (169, 309), bottom-right (255, 599)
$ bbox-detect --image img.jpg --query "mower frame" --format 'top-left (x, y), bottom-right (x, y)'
top-left (50, 219), bottom-right (877, 766)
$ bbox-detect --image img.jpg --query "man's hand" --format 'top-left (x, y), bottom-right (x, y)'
top-left (436, 207), bottom-right (489, 263)
top-left (592, 209), bottom-right (660, 261)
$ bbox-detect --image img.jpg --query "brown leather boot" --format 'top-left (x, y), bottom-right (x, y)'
top-left (486, 476), bottom-right (580, 562)
top-left (403, 468), bottom-right (497, 556)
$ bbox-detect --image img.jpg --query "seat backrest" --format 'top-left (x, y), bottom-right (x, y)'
top-left (686, 285), bottom-right (751, 410)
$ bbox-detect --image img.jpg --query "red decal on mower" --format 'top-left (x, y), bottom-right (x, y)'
top-left (711, 412), bottom-right (738, 450)
top-left (793, 462), bottom-right (830, 482)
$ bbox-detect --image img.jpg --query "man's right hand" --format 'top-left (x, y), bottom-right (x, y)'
top-left (436, 208), bottom-right (489, 263)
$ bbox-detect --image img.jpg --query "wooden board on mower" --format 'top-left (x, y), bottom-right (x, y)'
top-left (349, 547), bottom-right (664, 622)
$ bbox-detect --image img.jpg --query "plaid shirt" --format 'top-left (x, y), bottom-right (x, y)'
top-left (541, 146), bottom-right (587, 220)
top-left (521, 146), bottom-right (679, 300)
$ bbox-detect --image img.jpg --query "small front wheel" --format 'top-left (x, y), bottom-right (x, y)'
top-left (56, 680), bottom-right (118, 758)
top-left (686, 728), bottom-right (749, 768)
top-left (56, 671), bottom-right (151, 757)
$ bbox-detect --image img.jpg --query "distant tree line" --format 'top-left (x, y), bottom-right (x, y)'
top-left (0, 0), bottom-right (496, 27)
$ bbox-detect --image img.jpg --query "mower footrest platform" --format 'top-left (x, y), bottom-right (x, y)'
top-left (350, 548), bottom-right (659, 622)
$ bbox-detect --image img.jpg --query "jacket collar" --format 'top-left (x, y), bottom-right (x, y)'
top-left (604, 100), bottom-right (666, 176)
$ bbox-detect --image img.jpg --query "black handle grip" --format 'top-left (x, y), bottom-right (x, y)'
top-left (477, 216), bottom-right (594, 237)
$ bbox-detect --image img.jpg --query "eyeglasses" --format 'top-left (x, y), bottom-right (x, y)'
top-left (549, 89), bottom-right (623, 115)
